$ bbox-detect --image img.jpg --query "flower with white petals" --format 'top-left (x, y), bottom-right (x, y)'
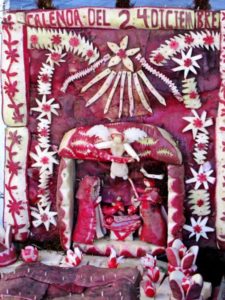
top-left (183, 217), bottom-right (214, 242)
top-left (30, 145), bottom-right (58, 173)
top-left (186, 163), bottom-right (215, 190)
top-left (183, 110), bottom-right (213, 139)
top-left (31, 204), bottom-right (57, 231)
top-left (172, 48), bottom-right (202, 79)
top-left (107, 36), bottom-right (140, 72)
top-left (188, 190), bottom-right (211, 216)
top-left (32, 95), bottom-right (60, 122)
top-left (46, 47), bottom-right (66, 66)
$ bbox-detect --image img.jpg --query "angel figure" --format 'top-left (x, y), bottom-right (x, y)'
top-left (87, 125), bottom-right (147, 180)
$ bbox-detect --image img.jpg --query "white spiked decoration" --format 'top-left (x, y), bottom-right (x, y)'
top-left (46, 47), bottom-right (67, 67)
top-left (31, 204), bottom-right (57, 231)
top-left (135, 54), bottom-right (182, 102)
top-left (37, 63), bottom-right (54, 95)
top-left (37, 170), bottom-right (51, 207)
top-left (32, 95), bottom-right (60, 122)
top-left (193, 132), bottom-right (209, 165)
top-left (65, 247), bottom-right (83, 267)
top-left (61, 54), bottom-right (110, 93)
top-left (188, 190), bottom-right (211, 217)
top-left (183, 217), bottom-right (214, 242)
top-left (182, 110), bottom-right (213, 139)
top-left (182, 78), bottom-right (201, 109)
top-left (107, 36), bottom-right (140, 72)
top-left (37, 119), bottom-right (51, 149)
top-left (150, 30), bottom-right (220, 66)
top-left (30, 145), bottom-right (59, 174)
top-left (172, 48), bottom-right (202, 79)
top-left (186, 162), bottom-right (215, 190)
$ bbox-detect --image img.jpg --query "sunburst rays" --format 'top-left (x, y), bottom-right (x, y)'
top-left (81, 67), bottom-right (166, 118)
top-left (62, 35), bottom-right (171, 117)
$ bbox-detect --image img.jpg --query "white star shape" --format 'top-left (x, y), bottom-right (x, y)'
top-left (172, 48), bottom-right (202, 79)
top-left (46, 47), bottom-right (66, 67)
top-left (186, 163), bottom-right (215, 190)
top-left (31, 204), bottom-right (57, 231)
top-left (183, 110), bottom-right (213, 139)
top-left (183, 217), bottom-right (214, 242)
top-left (107, 36), bottom-right (140, 72)
top-left (32, 95), bottom-right (60, 122)
top-left (30, 145), bottom-right (59, 173)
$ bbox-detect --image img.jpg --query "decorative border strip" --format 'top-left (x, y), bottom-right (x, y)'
top-left (4, 127), bottom-right (30, 241)
top-left (167, 165), bottom-right (185, 245)
top-left (150, 30), bottom-right (220, 66)
top-left (215, 10), bottom-right (225, 249)
top-left (25, 8), bottom-right (219, 30)
top-left (27, 27), bottom-right (100, 65)
top-left (181, 78), bottom-right (201, 109)
top-left (57, 158), bottom-right (76, 250)
top-left (25, 7), bottom-right (195, 30)
top-left (135, 54), bottom-right (182, 102)
top-left (1, 13), bottom-right (28, 127)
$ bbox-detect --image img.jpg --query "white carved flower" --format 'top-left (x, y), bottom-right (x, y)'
top-left (183, 217), bottom-right (214, 242)
top-left (46, 47), bottom-right (66, 66)
top-left (107, 36), bottom-right (140, 72)
top-left (188, 189), bottom-right (211, 216)
top-left (30, 145), bottom-right (59, 173)
top-left (183, 110), bottom-right (213, 139)
top-left (32, 95), bottom-right (60, 122)
top-left (172, 48), bottom-right (202, 79)
top-left (31, 204), bottom-right (57, 231)
top-left (186, 163), bottom-right (215, 190)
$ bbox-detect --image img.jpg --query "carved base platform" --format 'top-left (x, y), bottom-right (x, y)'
top-left (73, 238), bottom-right (165, 257)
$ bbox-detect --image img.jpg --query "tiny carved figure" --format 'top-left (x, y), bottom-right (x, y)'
top-left (103, 196), bottom-right (141, 241)
top-left (72, 176), bottom-right (106, 244)
top-left (87, 125), bottom-right (146, 175)
top-left (137, 178), bottom-right (167, 246)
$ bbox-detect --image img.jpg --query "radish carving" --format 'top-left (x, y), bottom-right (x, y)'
top-left (167, 239), bottom-right (198, 275)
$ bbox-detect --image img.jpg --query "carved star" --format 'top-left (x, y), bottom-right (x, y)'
top-left (172, 48), bottom-right (202, 79)
top-left (107, 36), bottom-right (140, 72)
top-left (186, 163), bottom-right (215, 190)
top-left (46, 47), bottom-right (66, 66)
top-left (32, 95), bottom-right (60, 122)
top-left (31, 204), bottom-right (57, 231)
top-left (183, 217), bottom-right (214, 242)
top-left (30, 145), bottom-right (58, 173)
top-left (183, 110), bottom-right (213, 139)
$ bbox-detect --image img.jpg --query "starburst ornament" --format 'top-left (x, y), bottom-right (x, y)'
top-left (172, 48), bottom-right (202, 79)
top-left (32, 95), bottom-right (60, 122)
top-left (46, 47), bottom-right (66, 66)
top-left (183, 217), bottom-right (214, 242)
top-left (186, 163), bottom-right (215, 190)
top-left (31, 204), bottom-right (57, 231)
top-left (30, 145), bottom-right (59, 173)
top-left (107, 36), bottom-right (140, 72)
top-left (182, 110), bottom-right (213, 139)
